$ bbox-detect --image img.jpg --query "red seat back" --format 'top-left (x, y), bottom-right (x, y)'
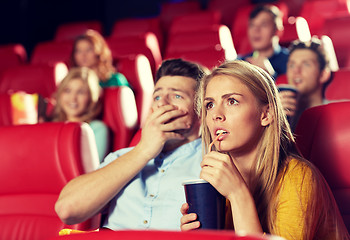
top-left (0, 122), bottom-right (101, 240)
top-left (0, 43), bottom-right (27, 76)
top-left (295, 102), bottom-right (350, 231)
top-left (325, 69), bottom-right (350, 101)
top-left (103, 86), bottom-right (138, 151)
top-left (54, 21), bottom-right (103, 42)
top-left (116, 55), bottom-right (154, 127)
top-left (107, 33), bottom-right (162, 77)
top-left (321, 16), bottom-right (350, 68)
top-left (0, 92), bottom-right (12, 126)
top-left (30, 40), bottom-right (73, 66)
top-left (110, 17), bottom-right (163, 51)
top-left (0, 63), bottom-right (68, 98)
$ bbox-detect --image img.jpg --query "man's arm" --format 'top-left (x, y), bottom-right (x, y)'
top-left (55, 105), bottom-right (189, 225)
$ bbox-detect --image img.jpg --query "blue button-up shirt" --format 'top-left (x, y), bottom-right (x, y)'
top-left (99, 138), bottom-right (202, 230)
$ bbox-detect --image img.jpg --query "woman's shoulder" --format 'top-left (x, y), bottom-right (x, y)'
top-left (280, 158), bottom-right (316, 188)
top-left (89, 120), bottom-right (108, 130)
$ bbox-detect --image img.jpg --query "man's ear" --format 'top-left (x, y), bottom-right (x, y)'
top-left (261, 104), bottom-right (273, 127)
top-left (319, 69), bottom-right (331, 85)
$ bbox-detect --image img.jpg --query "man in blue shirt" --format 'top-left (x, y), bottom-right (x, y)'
top-left (238, 5), bottom-right (289, 79)
top-left (55, 59), bottom-right (206, 230)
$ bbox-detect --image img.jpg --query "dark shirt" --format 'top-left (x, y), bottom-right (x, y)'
top-left (238, 45), bottom-right (289, 80)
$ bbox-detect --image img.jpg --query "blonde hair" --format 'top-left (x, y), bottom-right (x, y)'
top-left (197, 60), bottom-right (349, 238)
top-left (52, 67), bottom-right (103, 123)
top-left (70, 29), bottom-right (115, 82)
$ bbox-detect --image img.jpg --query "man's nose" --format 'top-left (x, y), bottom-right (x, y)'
top-left (156, 96), bottom-right (169, 107)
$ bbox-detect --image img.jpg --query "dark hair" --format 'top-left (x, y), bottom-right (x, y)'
top-left (289, 38), bottom-right (329, 71)
top-left (289, 38), bottom-right (331, 97)
top-left (155, 58), bottom-right (206, 91)
top-left (250, 4), bottom-right (283, 31)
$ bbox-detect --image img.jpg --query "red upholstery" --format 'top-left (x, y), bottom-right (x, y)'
top-left (275, 74), bottom-right (288, 85)
top-left (321, 16), bottom-right (350, 68)
top-left (295, 102), bottom-right (350, 231)
top-left (116, 55), bottom-right (154, 127)
top-left (107, 33), bottom-right (162, 77)
top-left (0, 92), bottom-right (12, 126)
top-left (0, 43), bottom-right (27, 76)
top-left (166, 46), bottom-right (226, 70)
top-left (128, 128), bottom-right (142, 147)
top-left (169, 10), bottom-right (222, 36)
top-left (48, 229), bottom-right (267, 240)
top-left (159, 1), bottom-right (201, 33)
top-left (207, 0), bottom-right (251, 28)
top-left (299, 0), bottom-right (344, 35)
top-left (103, 86), bottom-right (138, 151)
top-left (54, 21), bottom-right (103, 42)
top-left (110, 17), bottom-right (163, 51)
top-left (0, 63), bottom-right (68, 98)
top-left (325, 69), bottom-right (350, 101)
top-left (166, 25), bottom-right (236, 61)
top-left (0, 122), bottom-right (101, 240)
top-left (30, 40), bottom-right (73, 66)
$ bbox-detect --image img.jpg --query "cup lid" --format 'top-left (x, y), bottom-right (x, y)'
top-left (182, 178), bottom-right (208, 185)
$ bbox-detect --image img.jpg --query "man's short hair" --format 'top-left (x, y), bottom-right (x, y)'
top-left (249, 4), bottom-right (284, 31)
top-left (289, 37), bottom-right (330, 71)
top-left (155, 58), bottom-right (206, 91)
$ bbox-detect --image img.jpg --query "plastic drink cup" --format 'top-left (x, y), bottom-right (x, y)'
top-left (183, 179), bottom-right (226, 229)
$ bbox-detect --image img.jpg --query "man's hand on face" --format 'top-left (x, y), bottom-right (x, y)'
top-left (137, 104), bottom-right (190, 160)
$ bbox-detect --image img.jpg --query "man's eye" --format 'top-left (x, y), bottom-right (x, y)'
top-left (205, 102), bottom-right (214, 110)
top-left (154, 96), bottom-right (160, 101)
top-left (175, 94), bottom-right (182, 99)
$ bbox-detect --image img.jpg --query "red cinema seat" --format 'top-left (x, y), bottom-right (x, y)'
top-left (166, 25), bottom-right (236, 61)
top-left (325, 69), bottom-right (350, 101)
top-left (0, 43), bottom-right (27, 76)
top-left (169, 10), bottom-right (222, 36)
top-left (54, 20), bottom-right (103, 42)
top-left (207, 0), bottom-right (251, 28)
top-left (31, 40), bottom-right (74, 66)
top-left (116, 54), bottom-right (154, 127)
top-left (0, 122), bottom-right (101, 240)
top-left (0, 92), bottom-right (12, 126)
top-left (102, 86), bottom-right (138, 151)
top-left (110, 17), bottom-right (163, 51)
top-left (321, 16), bottom-right (350, 69)
top-left (166, 46), bottom-right (226, 70)
top-left (295, 101), bottom-right (350, 231)
top-left (107, 33), bottom-right (162, 77)
top-left (159, 0), bottom-right (201, 34)
top-left (0, 63), bottom-right (68, 98)
top-left (48, 229), bottom-right (268, 240)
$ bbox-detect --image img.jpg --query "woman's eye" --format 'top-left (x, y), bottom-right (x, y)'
top-left (228, 98), bottom-right (238, 105)
top-left (174, 94), bottom-right (182, 99)
top-left (205, 102), bottom-right (214, 110)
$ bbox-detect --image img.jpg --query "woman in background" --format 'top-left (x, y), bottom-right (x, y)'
top-left (70, 29), bottom-right (129, 88)
top-left (180, 60), bottom-right (349, 239)
top-left (51, 67), bottom-right (109, 163)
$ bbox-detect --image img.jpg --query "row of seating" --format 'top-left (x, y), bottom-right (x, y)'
top-left (1, 100), bottom-right (349, 239)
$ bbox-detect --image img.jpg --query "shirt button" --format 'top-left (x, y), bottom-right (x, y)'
top-left (160, 169), bottom-right (165, 173)
top-left (143, 220), bottom-right (148, 224)
top-left (149, 194), bottom-right (155, 197)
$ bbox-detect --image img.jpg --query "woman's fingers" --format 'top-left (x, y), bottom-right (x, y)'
top-left (180, 220), bottom-right (201, 231)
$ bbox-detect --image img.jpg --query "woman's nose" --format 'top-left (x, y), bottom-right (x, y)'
top-left (212, 108), bottom-right (225, 121)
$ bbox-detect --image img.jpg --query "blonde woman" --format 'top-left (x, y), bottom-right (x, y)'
top-left (70, 29), bottom-right (129, 88)
top-left (180, 60), bottom-right (349, 239)
top-left (52, 67), bottom-right (109, 162)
